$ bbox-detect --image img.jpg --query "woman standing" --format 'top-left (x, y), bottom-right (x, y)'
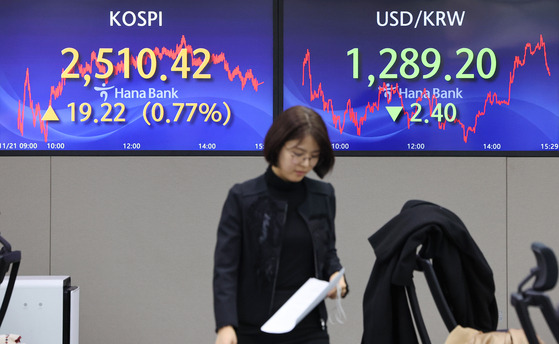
top-left (213, 105), bottom-right (347, 344)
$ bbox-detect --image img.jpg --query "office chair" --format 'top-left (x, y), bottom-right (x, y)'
top-left (361, 200), bottom-right (498, 344)
top-left (406, 254), bottom-right (458, 344)
top-left (511, 242), bottom-right (559, 344)
top-left (0, 233), bottom-right (21, 327)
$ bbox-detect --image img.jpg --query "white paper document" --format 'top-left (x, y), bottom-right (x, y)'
top-left (260, 268), bottom-right (345, 334)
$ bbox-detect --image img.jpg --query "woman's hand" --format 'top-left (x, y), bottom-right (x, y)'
top-left (327, 271), bottom-right (348, 299)
top-left (215, 325), bottom-right (237, 344)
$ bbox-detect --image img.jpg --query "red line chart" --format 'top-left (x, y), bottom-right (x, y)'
top-left (17, 35), bottom-right (263, 142)
top-left (302, 34), bottom-right (550, 143)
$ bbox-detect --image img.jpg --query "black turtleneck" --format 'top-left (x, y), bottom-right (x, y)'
top-left (264, 167), bottom-right (320, 331)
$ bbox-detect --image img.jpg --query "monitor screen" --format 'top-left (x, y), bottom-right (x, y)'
top-left (283, 0), bottom-right (559, 154)
top-left (0, 0), bottom-right (274, 153)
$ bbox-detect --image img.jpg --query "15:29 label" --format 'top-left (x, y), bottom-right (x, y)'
top-left (541, 143), bottom-right (559, 150)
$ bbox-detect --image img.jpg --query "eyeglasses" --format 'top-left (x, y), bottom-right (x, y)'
top-left (287, 148), bottom-right (320, 166)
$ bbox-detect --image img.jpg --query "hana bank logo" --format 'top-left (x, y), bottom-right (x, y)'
top-left (381, 83), bottom-right (393, 102)
top-left (94, 83), bottom-right (115, 101)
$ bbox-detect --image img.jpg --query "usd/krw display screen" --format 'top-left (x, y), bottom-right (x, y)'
top-left (283, 0), bottom-right (559, 154)
top-left (0, 0), bottom-right (273, 153)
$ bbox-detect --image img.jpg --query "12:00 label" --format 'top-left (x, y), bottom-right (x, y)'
top-left (408, 143), bottom-right (426, 150)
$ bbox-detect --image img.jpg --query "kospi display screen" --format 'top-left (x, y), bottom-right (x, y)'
top-left (283, 0), bottom-right (559, 154)
top-left (0, 0), bottom-right (273, 153)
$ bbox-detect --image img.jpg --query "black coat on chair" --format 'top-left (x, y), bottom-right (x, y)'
top-left (361, 200), bottom-right (499, 344)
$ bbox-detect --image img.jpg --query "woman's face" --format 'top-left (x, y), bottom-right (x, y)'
top-left (272, 134), bottom-right (320, 182)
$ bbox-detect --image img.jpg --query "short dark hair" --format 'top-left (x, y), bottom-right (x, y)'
top-left (264, 105), bottom-right (334, 178)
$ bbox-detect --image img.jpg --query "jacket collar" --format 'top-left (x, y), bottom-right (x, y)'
top-left (247, 170), bottom-right (328, 197)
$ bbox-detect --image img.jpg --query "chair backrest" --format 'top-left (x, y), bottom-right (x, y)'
top-left (0, 233), bottom-right (21, 327)
top-left (362, 200), bottom-right (498, 344)
top-left (510, 242), bottom-right (559, 344)
top-left (406, 255), bottom-right (458, 344)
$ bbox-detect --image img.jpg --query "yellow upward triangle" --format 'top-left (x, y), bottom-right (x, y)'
top-left (42, 106), bottom-right (60, 121)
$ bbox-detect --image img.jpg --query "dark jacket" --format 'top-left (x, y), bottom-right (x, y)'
top-left (213, 173), bottom-right (343, 332)
top-left (361, 200), bottom-right (498, 344)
